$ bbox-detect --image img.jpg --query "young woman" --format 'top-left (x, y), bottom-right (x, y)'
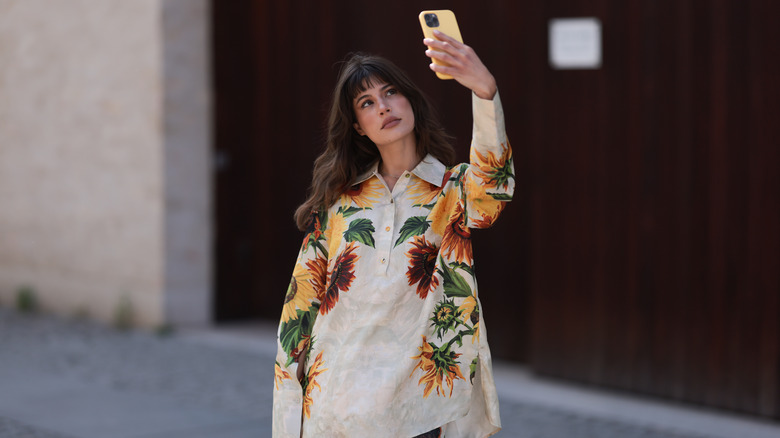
top-left (273, 30), bottom-right (514, 438)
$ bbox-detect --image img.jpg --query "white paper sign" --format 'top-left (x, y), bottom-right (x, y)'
top-left (549, 18), bottom-right (602, 69)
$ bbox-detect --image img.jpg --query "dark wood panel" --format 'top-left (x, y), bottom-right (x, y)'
top-left (528, 0), bottom-right (780, 418)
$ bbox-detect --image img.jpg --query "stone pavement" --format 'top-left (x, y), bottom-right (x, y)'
top-left (1, 308), bottom-right (779, 438)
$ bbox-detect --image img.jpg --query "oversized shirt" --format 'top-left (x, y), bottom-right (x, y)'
top-left (273, 92), bottom-right (514, 438)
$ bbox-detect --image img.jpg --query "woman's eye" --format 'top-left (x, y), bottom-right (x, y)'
top-left (386, 88), bottom-right (397, 96)
top-left (361, 100), bottom-right (373, 108)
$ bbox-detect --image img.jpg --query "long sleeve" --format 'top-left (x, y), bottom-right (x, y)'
top-left (462, 91), bottom-right (514, 229)
top-left (273, 211), bottom-right (329, 437)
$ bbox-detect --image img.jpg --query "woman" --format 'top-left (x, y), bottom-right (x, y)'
top-left (273, 30), bottom-right (514, 438)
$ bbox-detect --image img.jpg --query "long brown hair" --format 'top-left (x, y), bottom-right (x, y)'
top-left (294, 53), bottom-right (456, 231)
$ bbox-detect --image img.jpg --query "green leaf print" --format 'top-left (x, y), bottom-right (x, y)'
top-left (279, 303), bottom-right (320, 366)
top-left (394, 216), bottom-right (430, 247)
top-left (469, 357), bottom-right (478, 384)
top-left (338, 205), bottom-right (370, 218)
top-left (487, 156), bottom-right (515, 190)
top-left (344, 218), bottom-right (376, 248)
top-left (438, 260), bottom-right (472, 298)
top-left (489, 193), bottom-right (512, 201)
top-left (449, 261), bottom-right (475, 277)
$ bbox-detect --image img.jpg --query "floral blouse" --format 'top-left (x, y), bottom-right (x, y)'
top-left (273, 92), bottom-right (514, 438)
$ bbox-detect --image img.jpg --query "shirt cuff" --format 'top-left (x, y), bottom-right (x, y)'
top-left (472, 89), bottom-right (507, 147)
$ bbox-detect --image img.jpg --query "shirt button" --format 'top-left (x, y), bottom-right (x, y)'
top-left (405, 173), bottom-right (410, 178)
top-left (381, 258), bottom-right (386, 264)
top-left (385, 226), bottom-right (391, 232)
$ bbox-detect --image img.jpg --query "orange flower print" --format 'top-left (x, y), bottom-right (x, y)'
top-left (406, 236), bottom-right (440, 299)
top-left (302, 351), bottom-right (328, 419)
top-left (468, 202), bottom-right (506, 229)
top-left (303, 211), bottom-right (326, 250)
top-left (440, 203), bottom-right (472, 263)
top-left (410, 336), bottom-right (466, 398)
top-left (320, 242), bottom-right (359, 315)
top-left (344, 178), bottom-right (383, 208)
top-left (306, 255), bottom-right (328, 302)
top-left (274, 361), bottom-right (292, 390)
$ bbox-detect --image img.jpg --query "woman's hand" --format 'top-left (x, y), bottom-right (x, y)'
top-left (423, 29), bottom-right (497, 100)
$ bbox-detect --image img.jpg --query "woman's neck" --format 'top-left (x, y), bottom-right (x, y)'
top-left (377, 139), bottom-right (421, 190)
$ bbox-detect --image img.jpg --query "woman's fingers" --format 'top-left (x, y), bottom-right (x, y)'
top-left (432, 29), bottom-right (465, 48)
top-left (423, 30), bottom-right (466, 58)
top-left (423, 31), bottom-right (497, 99)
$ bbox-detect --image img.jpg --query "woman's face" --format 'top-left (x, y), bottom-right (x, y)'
top-left (352, 80), bottom-right (415, 147)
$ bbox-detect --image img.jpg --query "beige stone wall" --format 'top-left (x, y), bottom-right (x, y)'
top-left (161, 0), bottom-right (212, 326)
top-left (0, 0), bottom-right (210, 328)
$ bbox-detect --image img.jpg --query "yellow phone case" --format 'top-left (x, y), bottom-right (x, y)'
top-left (419, 10), bottom-right (463, 80)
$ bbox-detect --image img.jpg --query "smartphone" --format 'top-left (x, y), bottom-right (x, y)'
top-left (418, 10), bottom-right (463, 80)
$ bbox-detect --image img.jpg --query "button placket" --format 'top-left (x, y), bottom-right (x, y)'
top-left (375, 196), bottom-right (395, 273)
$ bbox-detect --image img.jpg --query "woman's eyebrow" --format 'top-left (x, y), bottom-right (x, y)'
top-left (355, 93), bottom-right (371, 104)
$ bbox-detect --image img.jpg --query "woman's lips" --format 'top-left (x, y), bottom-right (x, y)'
top-left (382, 117), bottom-right (401, 129)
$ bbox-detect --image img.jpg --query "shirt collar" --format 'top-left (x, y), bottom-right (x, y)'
top-left (411, 154), bottom-right (447, 187)
top-left (353, 154), bottom-right (446, 187)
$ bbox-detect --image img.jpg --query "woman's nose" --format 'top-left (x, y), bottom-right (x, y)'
top-left (378, 99), bottom-right (391, 113)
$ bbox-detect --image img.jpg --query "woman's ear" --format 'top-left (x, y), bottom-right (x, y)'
top-left (353, 122), bottom-right (365, 136)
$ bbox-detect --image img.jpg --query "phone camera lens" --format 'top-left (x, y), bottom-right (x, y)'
top-left (424, 13), bottom-right (440, 28)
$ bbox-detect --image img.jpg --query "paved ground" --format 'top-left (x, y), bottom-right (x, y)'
top-left (2, 308), bottom-right (779, 438)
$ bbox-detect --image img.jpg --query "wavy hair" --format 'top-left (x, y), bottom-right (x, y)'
top-left (294, 53), bottom-right (456, 230)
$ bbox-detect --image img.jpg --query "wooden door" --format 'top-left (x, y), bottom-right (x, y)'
top-left (528, 0), bottom-right (780, 418)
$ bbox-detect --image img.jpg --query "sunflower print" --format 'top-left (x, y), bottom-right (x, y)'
top-left (302, 351), bottom-right (328, 419)
top-left (465, 175), bottom-right (504, 220)
top-left (471, 142), bottom-right (514, 190)
top-left (281, 261), bottom-right (319, 323)
top-left (327, 212), bottom-right (348, 257)
top-left (408, 180), bottom-right (441, 206)
top-left (320, 242), bottom-right (359, 315)
top-left (440, 203), bottom-right (472, 263)
top-left (406, 235), bottom-right (440, 299)
top-left (344, 178), bottom-right (384, 209)
top-left (410, 335), bottom-right (466, 398)
top-left (307, 255), bottom-right (328, 301)
top-left (427, 188), bottom-right (459, 237)
top-left (430, 298), bottom-right (462, 340)
top-left (468, 204), bottom-right (506, 229)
